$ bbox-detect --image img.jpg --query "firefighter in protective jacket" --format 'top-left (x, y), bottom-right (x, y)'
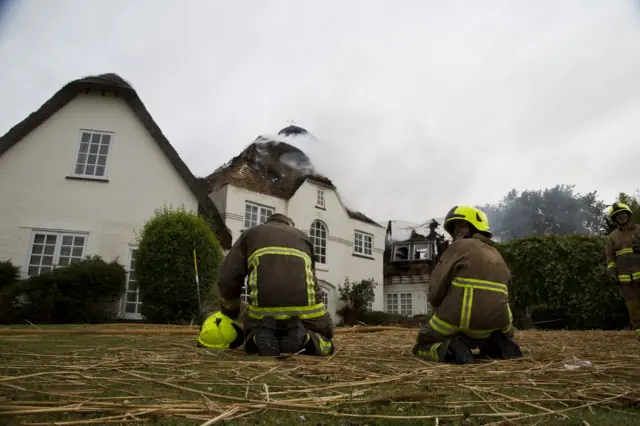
top-left (217, 213), bottom-right (335, 356)
top-left (605, 202), bottom-right (640, 340)
top-left (412, 206), bottom-right (523, 364)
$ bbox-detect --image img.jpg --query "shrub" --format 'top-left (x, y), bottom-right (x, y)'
top-left (136, 205), bottom-right (223, 324)
top-left (354, 311), bottom-right (432, 328)
top-left (0, 255), bottom-right (126, 324)
top-left (0, 260), bottom-right (20, 289)
top-left (497, 235), bottom-right (629, 330)
top-left (337, 278), bottom-right (377, 325)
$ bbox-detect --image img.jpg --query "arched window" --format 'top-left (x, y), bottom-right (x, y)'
top-left (310, 220), bottom-right (327, 264)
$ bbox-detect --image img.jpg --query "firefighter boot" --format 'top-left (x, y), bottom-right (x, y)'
top-left (444, 336), bottom-right (475, 365)
top-left (482, 331), bottom-right (523, 360)
top-left (278, 319), bottom-right (307, 354)
top-left (253, 318), bottom-right (280, 357)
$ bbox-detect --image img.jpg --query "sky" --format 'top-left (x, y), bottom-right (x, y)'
top-left (1, 0), bottom-right (640, 223)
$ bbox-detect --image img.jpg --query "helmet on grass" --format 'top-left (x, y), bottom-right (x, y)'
top-left (197, 311), bottom-right (244, 349)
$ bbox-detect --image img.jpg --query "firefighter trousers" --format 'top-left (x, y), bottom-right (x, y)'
top-left (412, 315), bottom-right (519, 362)
top-left (620, 282), bottom-right (640, 331)
top-left (243, 317), bottom-right (335, 357)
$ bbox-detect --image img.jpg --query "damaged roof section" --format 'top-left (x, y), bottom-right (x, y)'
top-left (202, 127), bottom-right (382, 227)
top-left (386, 217), bottom-right (447, 243)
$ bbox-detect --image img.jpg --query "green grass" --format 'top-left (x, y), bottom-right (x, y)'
top-left (0, 327), bottom-right (638, 425)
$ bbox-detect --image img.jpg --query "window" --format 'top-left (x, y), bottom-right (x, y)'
top-left (366, 301), bottom-right (373, 312)
top-left (386, 293), bottom-right (412, 316)
top-left (400, 293), bottom-right (413, 316)
top-left (320, 289), bottom-right (329, 307)
top-left (310, 220), bottom-right (327, 264)
top-left (354, 231), bottom-right (373, 256)
top-left (393, 242), bottom-right (433, 262)
top-left (74, 130), bottom-right (113, 178)
top-left (386, 293), bottom-right (398, 314)
top-left (123, 247), bottom-right (142, 315)
top-left (244, 202), bottom-right (274, 229)
top-left (27, 231), bottom-right (86, 276)
top-left (393, 243), bottom-right (410, 261)
top-left (316, 189), bottom-right (325, 208)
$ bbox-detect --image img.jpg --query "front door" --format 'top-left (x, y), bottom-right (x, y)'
top-left (118, 246), bottom-right (143, 320)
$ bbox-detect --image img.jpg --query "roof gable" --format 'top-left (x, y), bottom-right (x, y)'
top-left (0, 73), bottom-right (232, 249)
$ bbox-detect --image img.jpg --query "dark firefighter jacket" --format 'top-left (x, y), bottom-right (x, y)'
top-left (428, 233), bottom-right (513, 339)
top-left (218, 216), bottom-right (333, 337)
top-left (605, 222), bottom-right (640, 283)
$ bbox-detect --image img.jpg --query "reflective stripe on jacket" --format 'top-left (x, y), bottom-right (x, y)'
top-left (605, 222), bottom-right (640, 282)
top-left (428, 234), bottom-right (513, 338)
top-left (218, 217), bottom-right (327, 320)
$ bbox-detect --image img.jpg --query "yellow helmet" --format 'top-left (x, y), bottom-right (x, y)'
top-left (609, 202), bottom-right (633, 219)
top-left (443, 205), bottom-right (492, 238)
top-left (197, 311), bottom-right (244, 349)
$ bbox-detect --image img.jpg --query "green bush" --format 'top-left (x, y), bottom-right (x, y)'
top-left (136, 205), bottom-right (223, 324)
top-left (355, 311), bottom-right (432, 328)
top-left (0, 255), bottom-right (125, 324)
top-left (497, 235), bottom-right (629, 330)
top-left (337, 278), bottom-right (377, 325)
top-left (0, 260), bottom-right (20, 289)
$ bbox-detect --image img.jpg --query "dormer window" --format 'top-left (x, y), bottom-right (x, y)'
top-left (393, 242), bottom-right (433, 262)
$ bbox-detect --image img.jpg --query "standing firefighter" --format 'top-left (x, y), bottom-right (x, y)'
top-left (198, 213), bottom-right (335, 356)
top-left (413, 206), bottom-right (523, 364)
top-left (605, 202), bottom-right (640, 340)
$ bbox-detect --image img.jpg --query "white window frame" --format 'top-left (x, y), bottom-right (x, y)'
top-left (366, 300), bottom-right (373, 312)
top-left (120, 245), bottom-right (143, 319)
top-left (244, 202), bottom-right (274, 229)
top-left (354, 230), bottom-right (373, 256)
top-left (399, 293), bottom-right (413, 316)
top-left (320, 289), bottom-right (329, 308)
top-left (310, 220), bottom-right (328, 265)
top-left (386, 293), bottom-right (412, 316)
top-left (241, 278), bottom-right (249, 304)
top-left (316, 188), bottom-right (325, 208)
top-left (386, 293), bottom-right (398, 314)
top-left (72, 129), bottom-right (114, 179)
top-left (25, 230), bottom-right (88, 277)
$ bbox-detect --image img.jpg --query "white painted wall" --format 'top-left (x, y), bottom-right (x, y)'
top-left (0, 91), bottom-right (200, 319)
top-left (209, 179), bottom-right (386, 321)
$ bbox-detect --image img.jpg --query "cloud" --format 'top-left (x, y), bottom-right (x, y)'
top-left (1, 0), bottom-right (640, 223)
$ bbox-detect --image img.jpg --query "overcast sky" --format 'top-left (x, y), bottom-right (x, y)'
top-left (1, 0), bottom-right (640, 223)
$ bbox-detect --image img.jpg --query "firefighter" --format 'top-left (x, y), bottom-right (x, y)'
top-left (412, 206), bottom-right (523, 364)
top-left (605, 202), bottom-right (640, 340)
top-left (216, 213), bottom-right (335, 356)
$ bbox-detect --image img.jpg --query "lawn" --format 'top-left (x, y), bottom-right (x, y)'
top-left (0, 325), bottom-right (638, 425)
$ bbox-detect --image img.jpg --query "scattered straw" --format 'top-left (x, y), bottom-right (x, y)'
top-left (0, 326), bottom-right (638, 425)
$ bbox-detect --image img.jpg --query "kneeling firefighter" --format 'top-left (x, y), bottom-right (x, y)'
top-left (605, 202), bottom-right (640, 340)
top-left (199, 213), bottom-right (335, 356)
top-left (413, 206), bottom-right (523, 364)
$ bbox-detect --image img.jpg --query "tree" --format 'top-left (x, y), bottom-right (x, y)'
top-left (478, 184), bottom-right (607, 241)
top-left (605, 191), bottom-right (640, 233)
top-left (337, 278), bottom-right (377, 325)
top-left (135, 205), bottom-right (223, 323)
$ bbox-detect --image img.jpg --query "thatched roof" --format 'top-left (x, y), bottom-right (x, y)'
top-left (203, 133), bottom-right (382, 228)
top-left (0, 73), bottom-right (232, 249)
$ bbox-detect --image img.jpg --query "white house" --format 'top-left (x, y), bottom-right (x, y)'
top-left (202, 125), bottom-right (386, 321)
top-left (382, 218), bottom-right (448, 316)
top-left (0, 73), bottom-right (231, 320)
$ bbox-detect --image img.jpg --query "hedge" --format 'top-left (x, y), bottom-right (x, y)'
top-left (0, 256), bottom-right (125, 324)
top-left (497, 235), bottom-right (629, 330)
top-left (135, 205), bottom-right (223, 324)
